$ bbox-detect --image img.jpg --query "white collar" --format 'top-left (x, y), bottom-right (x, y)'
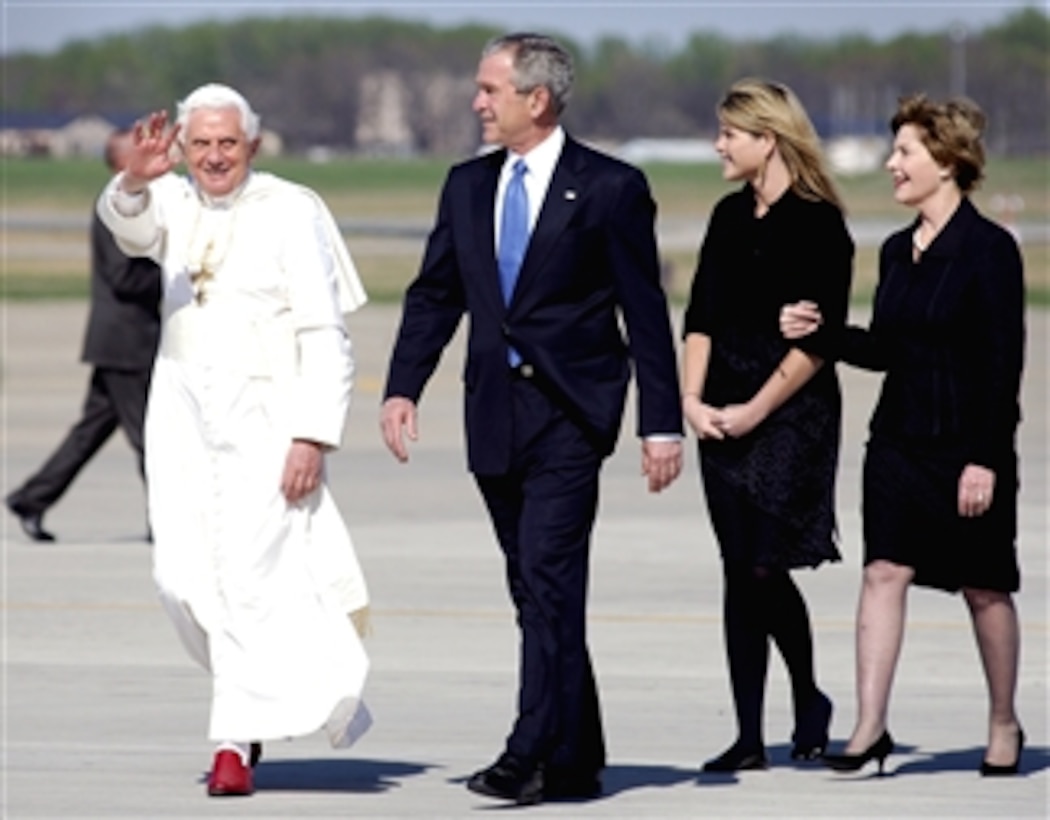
top-left (194, 171), bottom-right (253, 210)
top-left (503, 126), bottom-right (565, 183)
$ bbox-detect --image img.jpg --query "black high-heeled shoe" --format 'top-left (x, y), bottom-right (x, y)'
top-left (791, 690), bottom-right (833, 760)
top-left (701, 741), bottom-right (768, 773)
top-left (822, 730), bottom-right (894, 775)
top-left (980, 726), bottom-right (1024, 776)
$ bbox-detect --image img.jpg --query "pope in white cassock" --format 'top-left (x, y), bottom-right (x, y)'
top-left (97, 83), bottom-right (371, 797)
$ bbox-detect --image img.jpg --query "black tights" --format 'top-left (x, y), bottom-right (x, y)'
top-left (722, 561), bottom-right (818, 749)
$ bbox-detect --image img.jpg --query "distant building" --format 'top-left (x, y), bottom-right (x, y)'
top-left (826, 135), bottom-right (890, 175)
top-left (59, 114), bottom-right (122, 158)
top-left (1, 111), bottom-right (283, 158)
top-left (355, 71), bottom-right (415, 155)
top-left (354, 70), bottom-right (476, 157)
top-left (617, 138), bottom-right (719, 164)
top-left (1, 112), bottom-right (142, 157)
top-left (2, 112), bottom-right (96, 157)
top-left (255, 129), bottom-right (283, 158)
top-left (411, 72), bottom-right (477, 156)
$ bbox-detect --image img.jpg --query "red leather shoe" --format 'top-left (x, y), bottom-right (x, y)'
top-left (207, 749), bottom-right (254, 797)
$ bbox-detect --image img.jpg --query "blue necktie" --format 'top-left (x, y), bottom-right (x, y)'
top-left (498, 158), bottom-right (529, 365)
top-left (498, 159), bottom-right (529, 305)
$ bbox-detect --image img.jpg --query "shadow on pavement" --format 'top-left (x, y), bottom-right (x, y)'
top-left (222, 757), bottom-right (434, 793)
top-left (892, 743), bottom-right (1048, 777)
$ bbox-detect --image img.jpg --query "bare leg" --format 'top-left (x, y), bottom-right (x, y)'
top-left (963, 587), bottom-right (1022, 766)
top-left (845, 560), bottom-right (914, 753)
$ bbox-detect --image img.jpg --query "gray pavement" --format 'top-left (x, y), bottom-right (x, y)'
top-left (2, 301), bottom-right (1047, 818)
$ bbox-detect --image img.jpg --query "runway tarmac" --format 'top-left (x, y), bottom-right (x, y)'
top-left (2, 301), bottom-right (1046, 818)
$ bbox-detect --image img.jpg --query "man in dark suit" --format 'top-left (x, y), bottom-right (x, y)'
top-left (381, 33), bottom-right (683, 804)
top-left (6, 128), bottom-right (161, 541)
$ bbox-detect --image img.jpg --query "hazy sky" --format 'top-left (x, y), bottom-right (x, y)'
top-left (1, 1), bottom-right (1040, 55)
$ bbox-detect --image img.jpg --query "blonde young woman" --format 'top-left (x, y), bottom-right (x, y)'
top-left (682, 79), bottom-right (853, 772)
top-left (782, 95), bottom-right (1026, 776)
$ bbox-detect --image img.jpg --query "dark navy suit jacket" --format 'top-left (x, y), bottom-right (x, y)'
top-left (385, 135), bottom-right (682, 474)
top-left (82, 212), bottom-right (161, 371)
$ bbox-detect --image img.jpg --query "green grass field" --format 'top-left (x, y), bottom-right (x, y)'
top-left (3, 155), bottom-right (1046, 303)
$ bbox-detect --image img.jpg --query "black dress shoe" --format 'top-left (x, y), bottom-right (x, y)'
top-left (822, 730), bottom-right (894, 775)
top-left (701, 741), bottom-right (768, 773)
top-left (6, 497), bottom-right (55, 542)
top-left (466, 753), bottom-right (544, 805)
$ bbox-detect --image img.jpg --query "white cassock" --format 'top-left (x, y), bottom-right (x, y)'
top-left (98, 170), bottom-right (371, 746)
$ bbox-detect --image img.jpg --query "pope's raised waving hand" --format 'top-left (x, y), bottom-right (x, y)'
top-left (121, 110), bottom-right (182, 193)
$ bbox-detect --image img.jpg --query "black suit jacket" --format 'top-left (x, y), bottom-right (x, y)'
top-left (386, 135), bottom-right (682, 474)
top-left (81, 212), bottom-right (162, 371)
top-left (842, 197), bottom-right (1024, 468)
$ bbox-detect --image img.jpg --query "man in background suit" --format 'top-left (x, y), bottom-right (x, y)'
top-left (6, 128), bottom-right (161, 541)
top-left (381, 32), bottom-right (683, 805)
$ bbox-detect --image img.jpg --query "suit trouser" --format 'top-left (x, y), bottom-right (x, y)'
top-left (10, 367), bottom-right (149, 514)
top-left (474, 375), bottom-right (606, 777)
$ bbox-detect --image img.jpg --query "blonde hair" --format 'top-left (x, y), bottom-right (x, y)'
top-left (891, 93), bottom-right (986, 193)
top-left (718, 78), bottom-right (844, 211)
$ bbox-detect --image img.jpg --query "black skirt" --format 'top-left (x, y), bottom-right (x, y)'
top-left (862, 437), bottom-right (1020, 593)
top-left (700, 454), bottom-right (840, 570)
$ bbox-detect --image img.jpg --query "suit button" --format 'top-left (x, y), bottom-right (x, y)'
top-left (501, 323), bottom-right (510, 336)
top-left (520, 364), bottom-right (534, 378)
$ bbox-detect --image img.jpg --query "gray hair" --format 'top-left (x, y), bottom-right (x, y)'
top-left (482, 33), bottom-right (574, 115)
top-left (175, 83), bottom-right (260, 142)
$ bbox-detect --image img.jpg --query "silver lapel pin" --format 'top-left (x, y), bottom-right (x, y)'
top-left (564, 189), bottom-right (577, 200)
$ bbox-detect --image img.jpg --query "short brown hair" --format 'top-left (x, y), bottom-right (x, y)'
top-left (891, 94), bottom-right (986, 193)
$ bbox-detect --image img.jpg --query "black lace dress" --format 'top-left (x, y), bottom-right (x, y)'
top-left (683, 186), bottom-right (854, 568)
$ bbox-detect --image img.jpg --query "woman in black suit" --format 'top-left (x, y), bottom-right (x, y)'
top-left (782, 94), bottom-right (1026, 776)
top-left (681, 79), bottom-right (853, 772)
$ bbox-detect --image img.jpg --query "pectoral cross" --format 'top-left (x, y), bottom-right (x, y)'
top-left (189, 241), bottom-right (215, 305)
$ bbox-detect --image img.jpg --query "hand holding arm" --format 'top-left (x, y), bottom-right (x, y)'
top-left (683, 396), bottom-right (725, 440)
top-left (779, 300), bottom-right (823, 340)
top-left (380, 396), bottom-right (419, 463)
top-left (716, 347), bottom-right (824, 438)
top-left (710, 401), bottom-right (764, 439)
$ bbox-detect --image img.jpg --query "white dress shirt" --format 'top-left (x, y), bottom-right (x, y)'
top-left (494, 126), bottom-right (565, 250)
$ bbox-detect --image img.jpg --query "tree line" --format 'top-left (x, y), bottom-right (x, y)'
top-left (4, 9), bottom-right (1047, 155)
